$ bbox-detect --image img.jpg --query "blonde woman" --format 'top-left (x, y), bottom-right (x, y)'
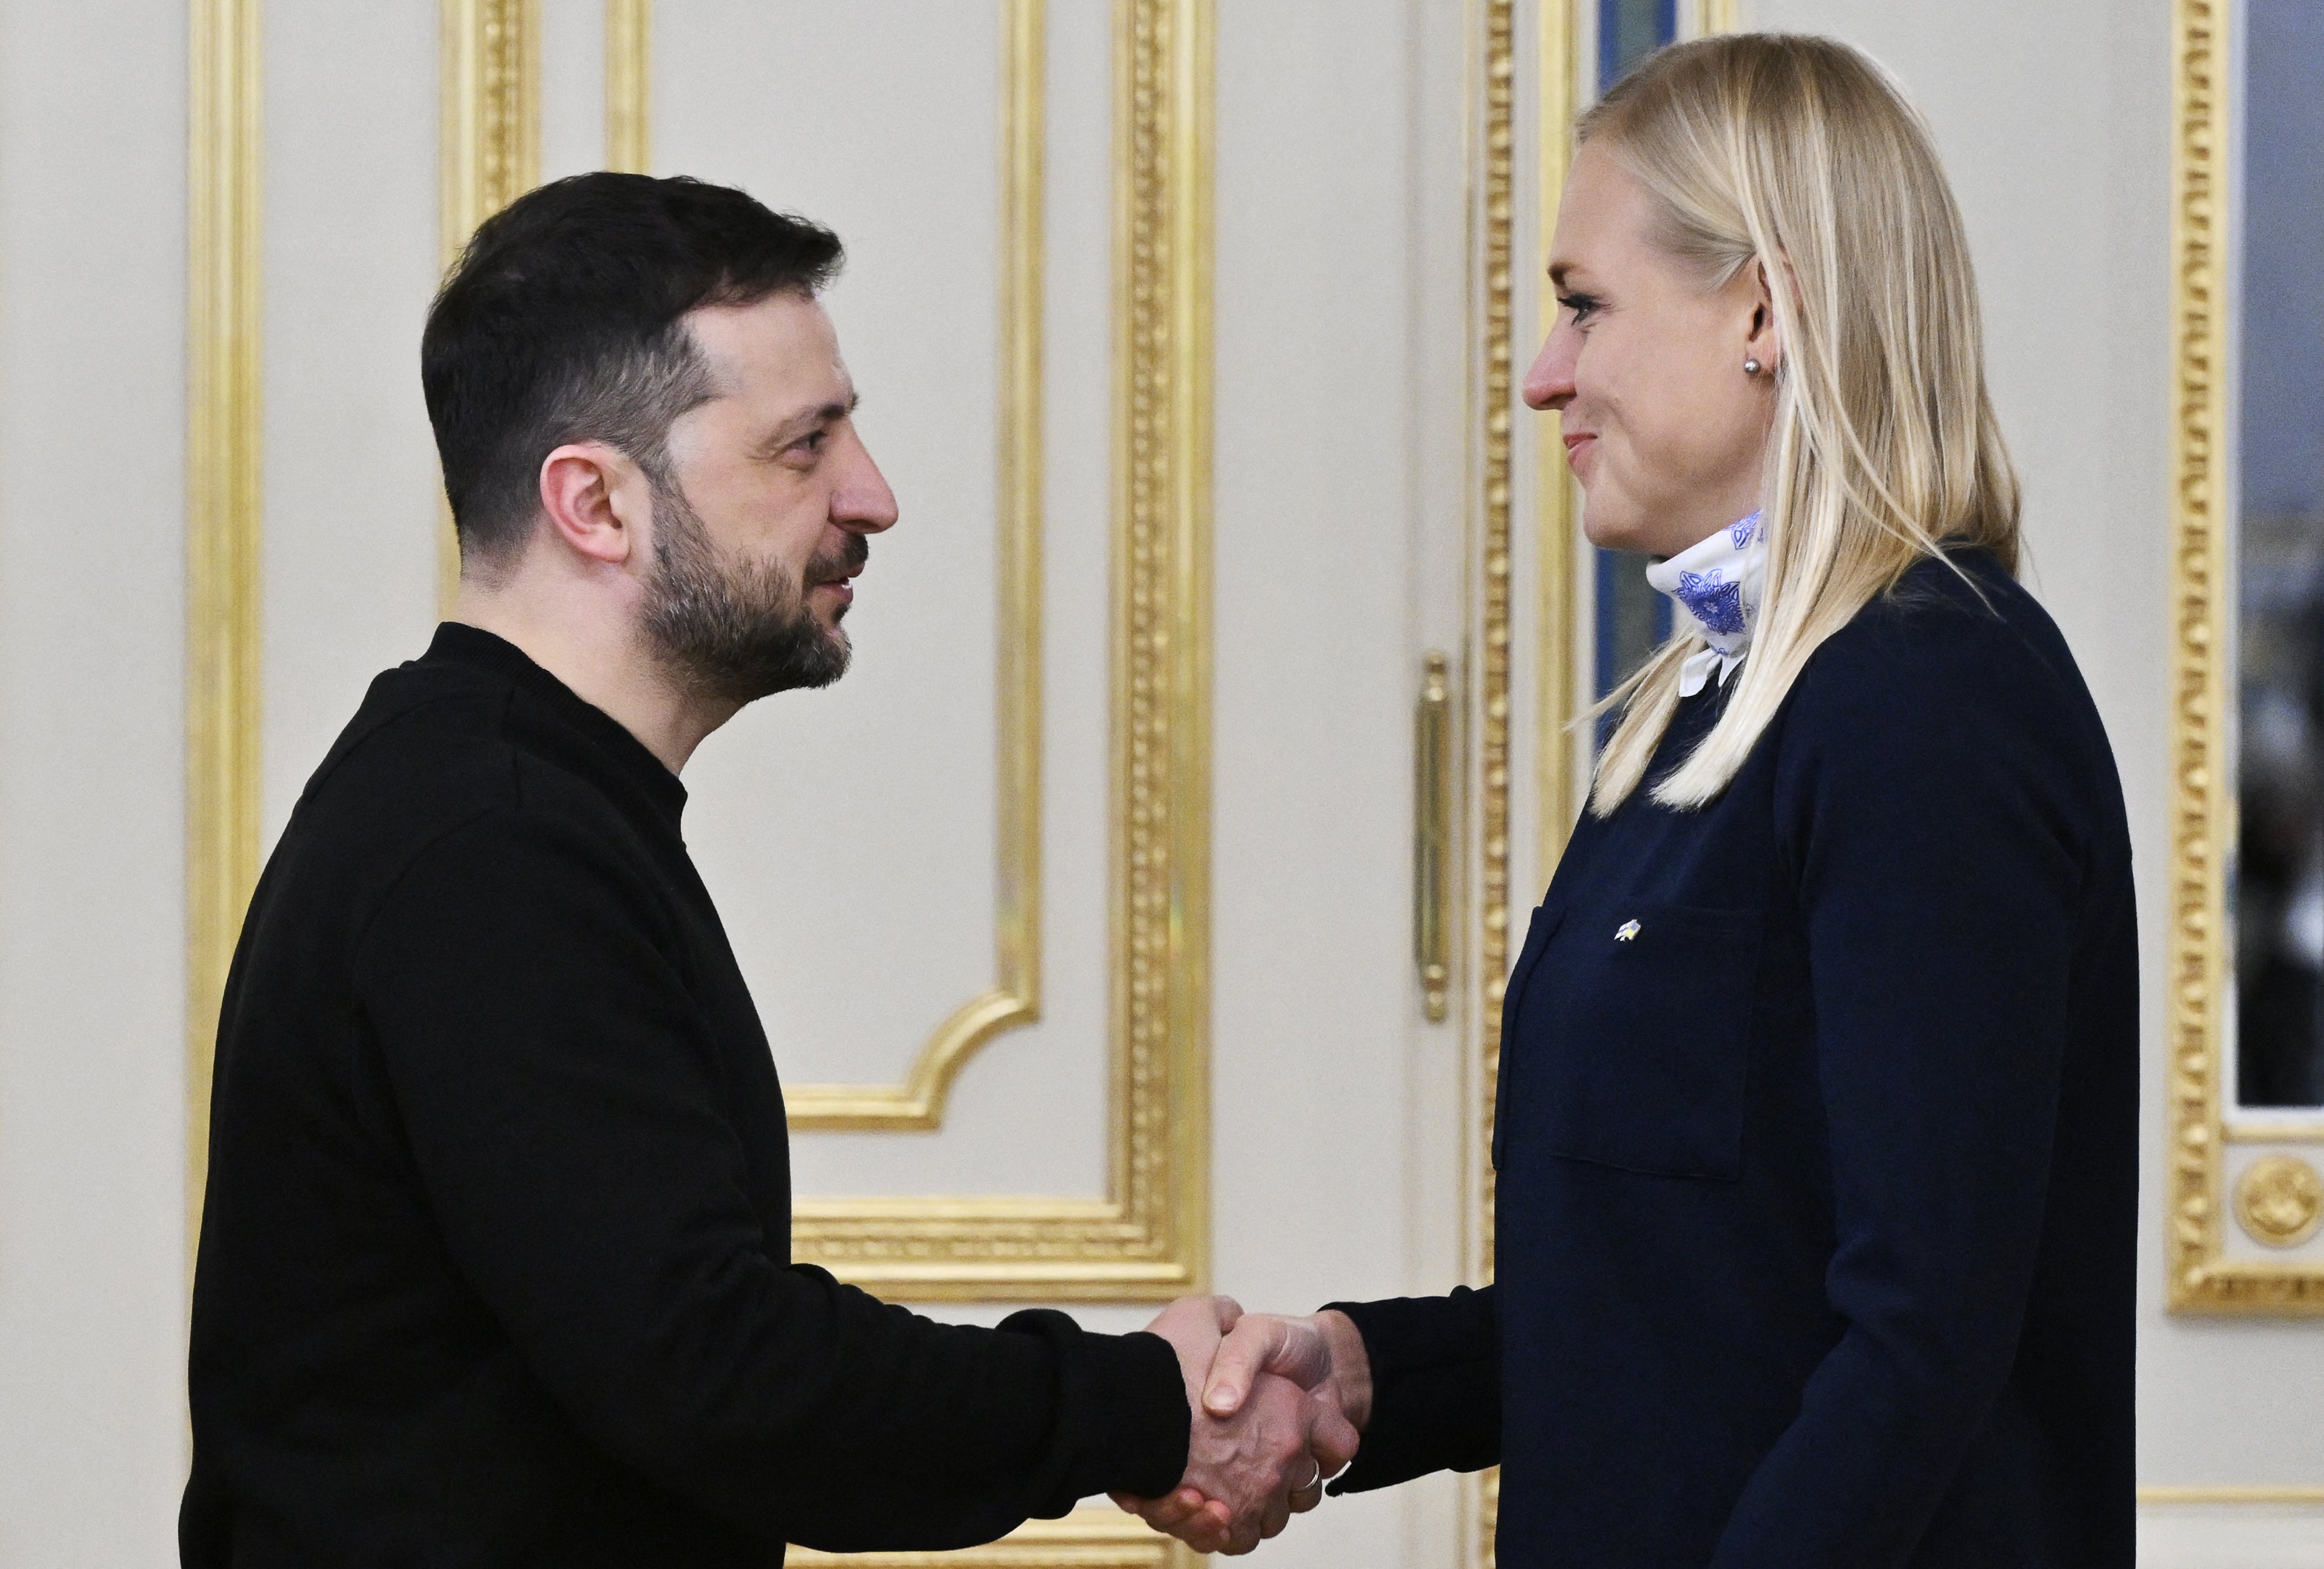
top-left (1123, 33), bottom-right (2135, 1565)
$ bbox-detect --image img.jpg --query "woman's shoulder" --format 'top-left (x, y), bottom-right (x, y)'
top-left (1802, 548), bottom-right (2079, 707)
top-left (1779, 546), bottom-right (2113, 780)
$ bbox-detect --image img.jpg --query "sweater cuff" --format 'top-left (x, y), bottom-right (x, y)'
top-left (1324, 1294), bottom-right (1500, 1495)
top-left (1000, 1312), bottom-right (1190, 1508)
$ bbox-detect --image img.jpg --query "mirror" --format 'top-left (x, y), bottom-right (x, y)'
top-left (2234, 0), bottom-right (2324, 1109)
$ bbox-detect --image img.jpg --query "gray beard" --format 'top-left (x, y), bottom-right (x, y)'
top-left (638, 478), bottom-right (858, 706)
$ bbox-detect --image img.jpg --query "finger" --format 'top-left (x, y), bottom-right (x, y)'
top-left (1202, 1316), bottom-right (1291, 1416)
top-left (1139, 1488), bottom-right (1211, 1532)
top-left (1310, 1404), bottom-right (1363, 1474)
top-left (1289, 1479), bottom-right (1325, 1513)
top-left (1183, 1500), bottom-right (1234, 1555)
top-left (1209, 1295), bottom-right (1244, 1332)
top-left (1261, 1488), bottom-right (1293, 1539)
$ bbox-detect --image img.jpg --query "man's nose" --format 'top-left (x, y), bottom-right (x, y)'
top-left (1522, 328), bottom-right (1576, 411)
top-left (832, 431), bottom-right (899, 532)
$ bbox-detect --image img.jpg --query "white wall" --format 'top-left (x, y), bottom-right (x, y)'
top-left (0, 0), bottom-right (192, 1561)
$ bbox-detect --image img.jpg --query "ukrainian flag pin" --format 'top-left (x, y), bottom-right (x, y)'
top-left (1615, 920), bottom-right (1641, 942)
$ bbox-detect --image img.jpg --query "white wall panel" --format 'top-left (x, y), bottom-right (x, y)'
top-left (260, 2), bottom-right (441, 846)
top-left (0, 0), bottom-right (192, 1560)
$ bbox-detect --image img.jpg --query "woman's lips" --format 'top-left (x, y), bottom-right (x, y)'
top-left (1562, 432), bottom-right (1596, 472)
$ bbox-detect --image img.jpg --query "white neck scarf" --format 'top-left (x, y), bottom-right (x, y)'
top-left (1644, 510), bottom-right (1765, 697)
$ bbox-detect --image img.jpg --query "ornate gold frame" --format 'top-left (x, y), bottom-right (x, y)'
top-left (792, 0), bottom-right (1213, 1300)
top-left (784, 0), bottom-right (1048, 1131)
top-left (2165, 0), bottom-right (2324, 1313)
top-left (186, 0), bottom-right (264, 1271)
top-left (788, 1512), bottom-right (1177, 1568)
top-left (604, 0), bottom-right (651, 176)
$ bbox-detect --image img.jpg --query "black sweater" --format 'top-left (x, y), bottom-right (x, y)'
top-left (183, 624), bottom-right (1189, 1568)
top-left (1334, 551), bottom-right (2137, 1566)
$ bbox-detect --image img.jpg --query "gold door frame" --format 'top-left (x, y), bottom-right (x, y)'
top-left (2164, 0), bottom-right (2324, 1313)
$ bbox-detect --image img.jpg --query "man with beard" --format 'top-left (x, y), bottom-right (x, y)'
top-left (181, 174), bottom-right (1352, 1568)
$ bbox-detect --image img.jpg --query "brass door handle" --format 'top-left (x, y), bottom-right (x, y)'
top-left (1415, 651), bottom-right (1452, 1021)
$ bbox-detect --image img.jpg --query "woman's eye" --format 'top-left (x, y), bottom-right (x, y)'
top-left (1559, 293), bottom-right (1600, 326)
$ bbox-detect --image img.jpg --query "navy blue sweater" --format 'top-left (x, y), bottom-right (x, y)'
top-left (1336, 551), bottom-right (2136, 1566)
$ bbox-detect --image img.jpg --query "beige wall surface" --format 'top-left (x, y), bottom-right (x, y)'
top-left (0, 0), bottom-right (191, 1561)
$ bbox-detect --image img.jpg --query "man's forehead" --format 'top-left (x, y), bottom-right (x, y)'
top-left (686, 292), bottom-right (851, 401)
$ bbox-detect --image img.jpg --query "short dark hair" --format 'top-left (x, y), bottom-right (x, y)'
top-left (422, 172), bottom-right (843, 564)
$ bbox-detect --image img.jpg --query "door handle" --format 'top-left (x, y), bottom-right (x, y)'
top-left (1415, 651), bottom-right (1452, 1022)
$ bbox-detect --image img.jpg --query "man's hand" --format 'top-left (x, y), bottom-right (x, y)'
top-left (1115, 1302), bottom-right (1369, 1554)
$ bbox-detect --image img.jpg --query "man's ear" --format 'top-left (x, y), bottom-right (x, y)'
top-left (537, 443), bottom-right (640, 567)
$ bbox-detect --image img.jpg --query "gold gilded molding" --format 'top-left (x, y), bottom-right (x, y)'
top-left (2140, 1486), bottom-right (2324, 1505)
top-left (604, 0), bottom-right (651, 174)
top-left (2236, 1155), bottom-right (2324, 1249)
top-left (1688, 0), bottom-right (1740, 37)
top-left (788, 1510), bottom-right (1183, 1568)
top-left (787, 0), bottom-right (1047, 1132)
top-left (1534, 0), bottom-right (1580, 920)
top-left (2164, 0), bottom-right (2324, 1313)
top-left (438, 0), bottom-right (541, 610)
top-left (1468, 0), bottom-right (1523, 1560)
top-left (788, 0), bottom-right (1213, 1301)
top-left (186, 0), bottom-right (264, 1273)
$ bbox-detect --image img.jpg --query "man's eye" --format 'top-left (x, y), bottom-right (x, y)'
top-left (794, 430), bottom-right (828, 457)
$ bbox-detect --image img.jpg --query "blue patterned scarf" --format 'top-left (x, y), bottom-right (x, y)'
top-left (1644, 510), bottom-right (1764, 696)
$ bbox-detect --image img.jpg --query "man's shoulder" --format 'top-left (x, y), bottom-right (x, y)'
top-left (267, 659), bottom-right (636, 909)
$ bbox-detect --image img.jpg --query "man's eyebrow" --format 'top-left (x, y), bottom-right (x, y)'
top-left (756, 390), bottom-right (862, 455)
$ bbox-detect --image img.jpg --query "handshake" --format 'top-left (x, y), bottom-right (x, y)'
top-left (1112, 1297), bottom-right (1374, 1555)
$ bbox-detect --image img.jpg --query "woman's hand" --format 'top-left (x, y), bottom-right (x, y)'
top-left (1111, 1305), bottom-right (1371, 1553)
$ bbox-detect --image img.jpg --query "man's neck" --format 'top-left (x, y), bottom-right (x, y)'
top-left (449, 580), bottom-right (737, 776)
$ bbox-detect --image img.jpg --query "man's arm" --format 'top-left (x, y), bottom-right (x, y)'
top-left (357, 808), bottom-right (1186, 1551)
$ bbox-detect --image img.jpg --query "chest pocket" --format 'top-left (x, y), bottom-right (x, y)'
top-left (1505, 901), bottom-right (1762, 1181)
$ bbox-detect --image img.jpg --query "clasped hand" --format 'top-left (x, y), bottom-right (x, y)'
top-left (1115, 1297), bottom-right (1372, 1555)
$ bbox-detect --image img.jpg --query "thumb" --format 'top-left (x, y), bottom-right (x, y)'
top-left (1202, 1314), bottom-right (1319, 1416)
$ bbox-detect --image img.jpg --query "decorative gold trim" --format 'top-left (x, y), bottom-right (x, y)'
top-left (787, 1510), bottom-right (1183, 1567)
top-left (2140, 1486), bottom-right (2324, 1505)
top-left (1467, 0), bottom-right (1521, 1561)
top-left (2164, 0), bottom-right (2324, 1313)
top-left (786, 0), bottom-right (1047, 1132)
top-left (1534, 0), bottom-right (1579, 908)
top-left (2236, 1155), bottom-right (2324, 1249)
top-left (787, 0), bottom-right (1213, 1301)
top-left (186, 0), bottom-right (264, 1274)
top-left (604, 0), bottom-right (651, 174)
top-left (438, 0), bottom-right (541, 610)
top-left (1687, 0), bottom-right (1741, 38)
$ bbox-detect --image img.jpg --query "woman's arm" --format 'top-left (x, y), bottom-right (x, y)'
top-left (1326, 1284), bottom-right (1502, 1492)
top-left (1713, 610), bottom-right (2126, 1567)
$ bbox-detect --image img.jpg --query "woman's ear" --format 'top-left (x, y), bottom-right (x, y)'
top-left (1746, 259), bottom-right (1784, 376)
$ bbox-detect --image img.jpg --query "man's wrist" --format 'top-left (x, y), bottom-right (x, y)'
top-left (1314, 1309), bottom-right (1374, 1432)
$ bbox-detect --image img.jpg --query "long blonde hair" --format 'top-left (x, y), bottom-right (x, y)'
top-left (1580, 34), bottom-right (2019, 815)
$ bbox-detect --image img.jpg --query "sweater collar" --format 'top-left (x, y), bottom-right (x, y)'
top-left (422, 622), bottom-right (690, 829)
top-left (1645, 510), bottom-right (1765, 697)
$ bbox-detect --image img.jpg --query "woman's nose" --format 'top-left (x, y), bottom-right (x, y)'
top-left (1523, 328), bottom-right (1576, 411)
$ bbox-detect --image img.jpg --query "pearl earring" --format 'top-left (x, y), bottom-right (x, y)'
top-left (1744, 358), bottom-right (1763, 376)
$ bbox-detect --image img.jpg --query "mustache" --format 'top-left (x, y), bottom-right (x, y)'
top-left (808, 533), bottom-right (870, 585)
